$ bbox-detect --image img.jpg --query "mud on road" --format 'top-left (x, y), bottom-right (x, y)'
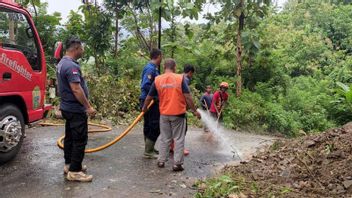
top-left (0, 125), bottom-right (274, 198)
top-left (219, 122), bottom-right (352, 198)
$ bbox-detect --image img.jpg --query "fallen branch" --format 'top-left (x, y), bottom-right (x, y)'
top-left (295, 153), bottom-right (324, 189)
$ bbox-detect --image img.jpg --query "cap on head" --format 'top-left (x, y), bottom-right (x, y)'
top-left (220, 82), bottom-right (229, 88)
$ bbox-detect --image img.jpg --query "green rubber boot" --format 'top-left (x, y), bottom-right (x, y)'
top-left (144, 138), bottom-right (158, 159)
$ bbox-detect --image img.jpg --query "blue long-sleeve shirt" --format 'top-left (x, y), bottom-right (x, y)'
top-left (140, 62), bottom-right (159, 100)
top-left (200, 93), bottom-right (213, 110)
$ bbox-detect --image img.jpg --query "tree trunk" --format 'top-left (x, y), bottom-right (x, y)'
top-left (170, 14), bottom-right (176, 58)
top-left (236, 26), bottom-right (242, 97)
top-left (93, 48), bottom-right (99, 75)
top-left (30, 0), bottom-right (38, 19)
top-left (9, 20), bottom-right (15, 42)
top-left (127, 5), bottom-right (151, 52)
top-left (114, 9), bottom-right (119, 57)
top-left (236, 11), bottom-right (245, 97)
top-left (158, 0), bottom-right (162, 50)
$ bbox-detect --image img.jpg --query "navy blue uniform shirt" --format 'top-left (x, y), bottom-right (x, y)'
top-left (140, 62), bottom-right (159, 100)
top-left (184, 74), bottom-right (191, 86)
top-left (57, 56), bottom-right (89, 113)
top-left (200, 93), bottom-right (213, 110)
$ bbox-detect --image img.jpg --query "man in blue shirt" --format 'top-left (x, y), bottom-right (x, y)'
top-left (200, 85), bottom-right (213, 132)
top-left (140, 48), bottom-right (162, 159)
top-left (181, 64), bottom-right (195, 155)
top-left (57, 37), bottom-right (96, 182)
top-left (183, 64), bottom-right (195, 86)
top-left (200, 85), bottom-right (213, 111)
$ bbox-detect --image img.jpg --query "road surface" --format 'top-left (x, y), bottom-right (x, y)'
top-left (0, 124), bottom-right (274, 198)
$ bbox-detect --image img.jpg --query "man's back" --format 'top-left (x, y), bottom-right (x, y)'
top-left (140, 62), bottom-right (159, 100)
top-left (57, 56), bottom-right (88, 113)
top-left (155, 73), bottom-right (186, 116)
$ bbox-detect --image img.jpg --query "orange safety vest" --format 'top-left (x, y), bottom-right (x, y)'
top-left (155, 73), bottom-right (187, 116)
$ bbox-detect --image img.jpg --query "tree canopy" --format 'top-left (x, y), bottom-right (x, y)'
top-left (15, 0), bottom-right (352, 136)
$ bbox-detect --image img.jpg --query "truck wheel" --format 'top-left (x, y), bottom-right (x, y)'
top-left (0, 104), bottom-right (25, 164)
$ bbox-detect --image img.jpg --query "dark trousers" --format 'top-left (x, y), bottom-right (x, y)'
top-left (140, 99), bottom-right (160, 142)
top-left (61, 110), bottom-right (88, 172)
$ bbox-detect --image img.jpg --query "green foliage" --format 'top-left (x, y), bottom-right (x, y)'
top-left (19, 1), bottom-right (61, 79)
top-left (87, 74), bottom-right (140, 124)
top-left (263, 102), bottom-right (301, 136)
top-left (58, 5), bottom-right (112, 75)
top-left (280, 77), bottom-right (335, 132)
top-left (62, 11), bottom-right (85, 42)
top-left (195, 175), bottom-right (243, 198)
top-left (81, 5), bottom-right (113, 73)
top-left (26, 0), bottom-right (352, 136)
top-left (334, 82), bottom-right (352, 121)
top-left (336, 82), bottom-right (352, 104)
top-left (223, 90), bottom-right (266, 130)
top-left (33, 3), bottom-right (61, 57)
top-left (224, 77), bottom-right (338, 136)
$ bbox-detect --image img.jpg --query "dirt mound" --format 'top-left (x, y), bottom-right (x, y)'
top-left (222, 122), bottom-right (352, 197)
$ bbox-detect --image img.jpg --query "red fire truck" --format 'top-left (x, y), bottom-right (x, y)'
top-left (0, 0), bottom-right (51, 163)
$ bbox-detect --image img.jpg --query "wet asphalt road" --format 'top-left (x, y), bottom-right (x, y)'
top-left (0, 124), bottom-right (274, 198)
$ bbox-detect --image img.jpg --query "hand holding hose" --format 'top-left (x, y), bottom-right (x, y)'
top-left (193, 110), bottom-right (201, 119)
top-left (86, 106), bottom-right (97, 118)
top-left (203, 99), bottom-right (210, 115)
top-left (142, 95), bottom-right (154, 113)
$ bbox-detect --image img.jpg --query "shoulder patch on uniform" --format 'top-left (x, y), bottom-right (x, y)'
top-left (72, 68), bottom-right (79, 75)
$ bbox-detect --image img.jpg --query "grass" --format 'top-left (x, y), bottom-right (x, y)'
top-left (194, 175), bottom-right (245, 198)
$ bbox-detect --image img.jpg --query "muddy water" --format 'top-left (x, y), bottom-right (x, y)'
top-left (0, 124), bottom-right (274, 198)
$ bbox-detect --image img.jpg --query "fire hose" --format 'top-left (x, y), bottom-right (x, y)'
top-left (40, 100), bottom-right (154, 153)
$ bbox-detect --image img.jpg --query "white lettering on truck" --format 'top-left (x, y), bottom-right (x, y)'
top-left (0, 52), bottom-right (32, 81)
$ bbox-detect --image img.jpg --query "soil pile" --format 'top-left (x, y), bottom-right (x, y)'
top-left (222, 122), bottom-right (352, 197)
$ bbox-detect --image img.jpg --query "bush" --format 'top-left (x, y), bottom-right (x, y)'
top-left (223, 90), bottom-right (266, 130)
top-left (281, 77), bottom-right (336, 133)
top-left (263, 102), bottom-right (301, 136)
top-left (87, 75), bottom-right (140, 124)
top-left (223, 76), bottom-right (337, 137)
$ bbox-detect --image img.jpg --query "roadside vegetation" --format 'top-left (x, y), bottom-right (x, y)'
top-left (20, 0), bottom-right (352, 136)
top-left (17, 0), bottom-right (352, 197)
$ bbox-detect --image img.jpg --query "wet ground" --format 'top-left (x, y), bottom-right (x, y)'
top-left (0, 124), bottom-right (274, 198)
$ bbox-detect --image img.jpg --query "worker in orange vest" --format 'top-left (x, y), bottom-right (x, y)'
top-left (170, 64), bottom-right (195, 155)
top-left (142, 59), bottom-right (201, 171)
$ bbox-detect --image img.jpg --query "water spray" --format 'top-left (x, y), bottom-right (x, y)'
top-left (197, 109), bottom-right (242, 160)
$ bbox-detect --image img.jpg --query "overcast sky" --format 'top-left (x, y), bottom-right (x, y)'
top-left (45, 0), bottom-right (288, 23)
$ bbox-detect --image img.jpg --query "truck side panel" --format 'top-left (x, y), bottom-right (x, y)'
top-left (0, 2), bottom-right (47, 123)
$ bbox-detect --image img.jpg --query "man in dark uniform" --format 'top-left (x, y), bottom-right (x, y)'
top-left (182, 64), bottom-right (195, 155)
top-left (57, 37), bottom-right (96, 182)
top-left (140, 49), bottom-right (162, 159)
top-left (183, 64), bottom-right (195, 86)
top-left (200, 85), bottom-right (213, 132)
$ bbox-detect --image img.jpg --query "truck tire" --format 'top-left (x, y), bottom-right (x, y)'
top-left (0, 104), bottom-right (25, 164)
